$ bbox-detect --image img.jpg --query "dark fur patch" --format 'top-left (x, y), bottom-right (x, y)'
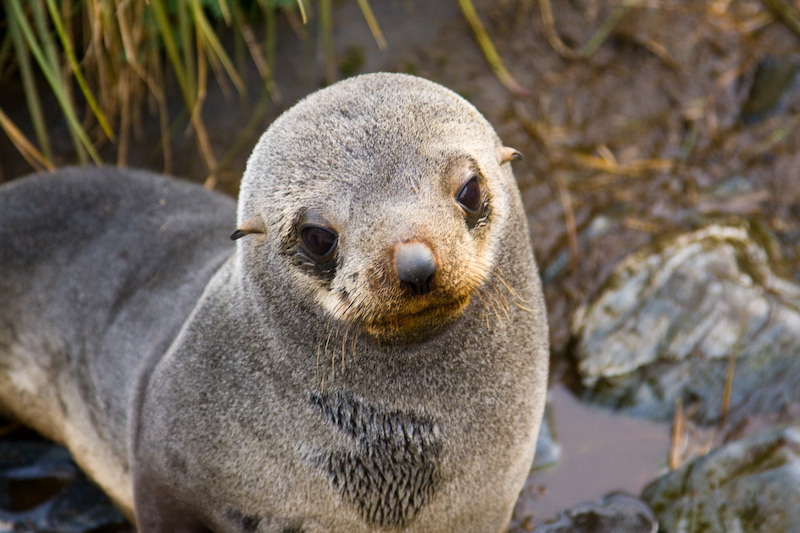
top-left (225, 508), bottom-right (261, 532)
top-left (310, 391), bottom-right (442, 527)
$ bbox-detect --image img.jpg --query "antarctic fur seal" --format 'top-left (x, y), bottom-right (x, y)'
top-left (0, 73), bottom-right (549, 532)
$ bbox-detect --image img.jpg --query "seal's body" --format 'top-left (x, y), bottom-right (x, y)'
top-left (0, 73), bottom-right (548, 532)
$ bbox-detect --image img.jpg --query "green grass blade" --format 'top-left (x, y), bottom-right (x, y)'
top-left (28, 0), bottom-right (86, 162)
top-left (151, 0), bottom-right (194, 107)
top-left (7, 8), bottom-right (53, 159)
top-left (146, 36), bottom-right (174, 173)
top-left (177, 0), bottom-right (197, 101)
top-left (356, 0), bottom-right (386, 50)
top-left (33, 0), bottom-right (88, 161)
top-left (29, 0), bottom-right (60, 74)
top-left (0, 107), bottom-right (55, 171)
top-left (761, 0), bottom-right (800, 39)
top-left (457, 0), bottom-right (529, 97)
top-left (265, 1), bottom-right (277, 70)
top-left (256, 0), bottom-right (279, 71)
top-left (191, 0), bottom-right (245, 95)
top-left (216, 0), bottom-right (232, 24)
top-left (217, 84), bottom-right (271, 171)
top-left (319, 0), bottom-right (335, 84)
top-left (233, 0), bottom-right (281, 102)
top-left (7, 0), bottom-right (100, 163)
top-left (0, 30), bottom-right (14, 75)
top-left (579, 0), bottom-right (642, 59)
top-left (44, 0), bottom-right (115, 140)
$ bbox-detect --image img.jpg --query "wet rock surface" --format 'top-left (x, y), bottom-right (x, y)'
top-left (572, 224), bottom-right (800, 426)
top-left (0, 440), bottom-right (131, 533)
top-left (740, 56), bottom-right (800, 124)
top-left (532, 493), bottom-right (657, 533)
top-left (642, 426), bottom-right (800, 533)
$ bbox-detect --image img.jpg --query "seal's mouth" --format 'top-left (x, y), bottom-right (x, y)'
top-left (361, 297), bottom-right (471, 342)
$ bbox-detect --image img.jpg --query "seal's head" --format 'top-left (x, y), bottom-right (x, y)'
top-left (234, 73), bottom-right (522, 343)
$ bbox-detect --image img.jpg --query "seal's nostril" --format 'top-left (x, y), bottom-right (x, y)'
top-left (394, 242), bottom-right (437, 295)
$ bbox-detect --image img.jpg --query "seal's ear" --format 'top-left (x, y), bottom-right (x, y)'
top-left (496, 146), bottom-right (523, 165)
top-left (231, 215), bottom-right (267, 240)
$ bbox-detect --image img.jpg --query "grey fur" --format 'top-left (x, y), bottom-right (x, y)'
top-left (0, 73), bottom-right (549, 532)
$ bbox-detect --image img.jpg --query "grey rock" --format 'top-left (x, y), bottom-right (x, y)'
top-left (533, 493), bottom-right (657, 533)
top-left (572, 224), bottom-right (800, 425)
top-left (0, 441), bottom-right (131, 533)
top-left (532, 402), bottom-right (561, 470)
top-left (642, 425), bottom-right (800, 533)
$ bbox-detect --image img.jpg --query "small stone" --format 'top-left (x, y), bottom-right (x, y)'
top-left (740, 57), bottom-right (800, 125)
top-left (532, 402), bottom-right (561, 470)
top-left (533, 493), bottom-right (657, 533)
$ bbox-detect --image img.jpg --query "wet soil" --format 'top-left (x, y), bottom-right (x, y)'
top-left (2, 0), bottom-right (800, 529)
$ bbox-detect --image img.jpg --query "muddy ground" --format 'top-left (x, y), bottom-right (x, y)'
top-left (2, 0), bottom-right (800, 530)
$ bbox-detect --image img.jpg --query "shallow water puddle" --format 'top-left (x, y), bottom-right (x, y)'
top-left (513, 384), bottom-right (671, 528)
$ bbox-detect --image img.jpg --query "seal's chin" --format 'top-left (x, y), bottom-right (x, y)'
top-left (362, 297), bottom-right (471, 344)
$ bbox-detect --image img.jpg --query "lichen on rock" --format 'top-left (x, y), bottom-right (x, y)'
top-left (642, 426), bottom-right (800, 533)
top-left (572, 224), bottom-right (800, 425)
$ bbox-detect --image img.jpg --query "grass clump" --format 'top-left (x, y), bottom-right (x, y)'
top-left (0, 0), bottom-right (325, 186)
top-left (1, 0), bottom-right (522, 186)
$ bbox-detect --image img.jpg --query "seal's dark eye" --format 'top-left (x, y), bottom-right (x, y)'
top-left (456, 176), bottom-right (482, 213)
top-left (301, 225), bottom-right (338, 259)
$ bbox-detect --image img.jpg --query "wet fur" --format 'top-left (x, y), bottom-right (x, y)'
top-left (0, 73), bottom-right (549, 532)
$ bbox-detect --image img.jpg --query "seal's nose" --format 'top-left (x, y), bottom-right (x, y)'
top-left (394, 242), bottom-right (437, 295)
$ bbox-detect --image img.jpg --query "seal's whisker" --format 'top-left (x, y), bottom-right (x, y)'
top-left (340, 328), bottom-right (349, 373)
top-left (477, 284), bottom-right (504, 327)
top-left (331, 297), bottom-right (353, 323)
top-left (344, 292), bottom-right (366, 324)
top-left (475, 292), bottom-right (492, 329)
top-left (486, 291), bottom-right (505, 325)
top-left (494, 268), bottom-right (528, 304)
top-left (324, 310), bottom-right (337, 332)
top-left (488, 281), bottom-right (511, 318)
top-left (492, 293), bottom-right (511, 322)
top-left (358, 293), bottom-right (383, 326)
top-left (473, 263), bottom-right (534, 316)
top-left (316, 342), bottom-right (322, 389)
top-left (326, 292), bottom-right (371, 379)
top-left (325, 324), bottom-right (342, 381)
top-left (319, 321), bottom-right (338, 390)
top-left (339, 289), bottom-right (371, 323)
top-left (324, 327), bottom-right (335, 355)
top-left (513, 301), bottom-right (535, 312)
